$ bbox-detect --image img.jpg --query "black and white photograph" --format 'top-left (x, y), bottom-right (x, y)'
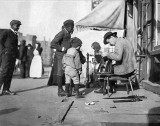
top-left (0, 0), bottom-right (160, 126)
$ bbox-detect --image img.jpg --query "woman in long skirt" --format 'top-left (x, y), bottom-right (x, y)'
top-left (30, 43), bottom-right (42, 78)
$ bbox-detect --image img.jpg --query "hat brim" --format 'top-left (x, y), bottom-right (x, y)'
top-left (103, 32), bottom-right (117, 44)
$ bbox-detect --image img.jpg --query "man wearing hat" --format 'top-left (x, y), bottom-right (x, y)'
top-left (0, 20), bottom-right (21, 95)
top-left (103, 32), bottom-right (136, 75)
top-left (96, 31), bottom-right (136, 93)
top-left (47, 19), bottom-right (74, 97)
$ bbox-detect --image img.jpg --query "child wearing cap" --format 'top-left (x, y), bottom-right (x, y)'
top-left (62, 37), bottom-right (83, 98)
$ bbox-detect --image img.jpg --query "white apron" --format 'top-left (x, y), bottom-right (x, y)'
top-left (30, 49), bottom-right (42, 78)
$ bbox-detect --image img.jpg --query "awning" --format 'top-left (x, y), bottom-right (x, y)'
top-left (76, 0), bottom-right (125, 31)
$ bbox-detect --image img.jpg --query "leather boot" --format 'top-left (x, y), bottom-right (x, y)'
top-left (109, 81), bottom-right (116, 93)
top-left (58, 88), bottom-right (66, 97)
top-left (74, 84), bottom-right (83, 98)
top-left (57, 83), bottom-right (65, 97)
top-left (65, 84), bottom-right (71, 97)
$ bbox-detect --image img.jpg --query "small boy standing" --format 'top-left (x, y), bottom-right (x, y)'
top-left (62, 37), bottom-right (83, 98)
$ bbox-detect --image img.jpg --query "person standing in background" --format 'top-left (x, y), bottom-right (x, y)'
top-left (30, 43), bottom-right (43, 78)
top-left (19, 40), bottom-right (28, 78)
top-left (0, 20), bottom-right (21, 95)
top-left (37, 43), bottom-right (44, 75)
top-left (47, 19), bottom-right (74, 97)
top-left (26, 44), bottom-right (34, 77)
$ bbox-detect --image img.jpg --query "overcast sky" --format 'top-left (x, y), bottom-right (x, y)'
top-left (0, 0), bottom-right (91, 41)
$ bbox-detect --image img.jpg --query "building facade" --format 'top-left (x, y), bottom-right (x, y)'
top-left (136, 0), bottom-right (160, 86)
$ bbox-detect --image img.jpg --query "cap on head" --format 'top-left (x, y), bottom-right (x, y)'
top-left (21, 40), bottom-right (26, 45)
top-left (10, 20), bottom-right (22, 27)
top-left (103, 32), bottom-right (117, 44)
top-left (91, 41), bottom-right (101, 51)
top-left (27, 44), bottom-right (32, 47)
top-left (71, 37), bottom-right (82, 48)
top-left (63, 19), bottom-right (74, 27)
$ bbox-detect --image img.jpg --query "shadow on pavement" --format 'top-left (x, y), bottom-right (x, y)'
top-left (147, 107), bottom-right (160, 126)
top-left (15, 85), bottom-right (49, 93)
top-left (80, 88), bottom-right (95, 95)
top-left (0, 108), bottom-right (20, 116)
top-left (13, 75), bottom-right (48, 79)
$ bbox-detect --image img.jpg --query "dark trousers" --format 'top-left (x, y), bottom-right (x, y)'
top-left (0, 54), bottom-right (16, 91)
top-left (26, 60), bottom-right (31, 77)
top-left (20, 61), bottom-right (26, 78)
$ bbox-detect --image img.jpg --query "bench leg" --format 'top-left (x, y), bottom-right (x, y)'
top-left (106, 77), bottom-right (110, 97)
top-left (103, 78), bottom-right (107, 96)
top-left (129, 77), bottom-right (134, 96)
top-left (103, 77), bottom-right (110, 97)
top-left (126, 82), bottom-right (129, 95)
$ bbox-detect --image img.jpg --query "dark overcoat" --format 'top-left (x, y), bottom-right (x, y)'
top-left (47, 28), bottom-right (71, 85)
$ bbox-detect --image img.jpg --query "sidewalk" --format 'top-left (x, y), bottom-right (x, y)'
top-left (0, 70), bottom-right (160, 126)
top-left (62, 85), bottom-right (160, 126)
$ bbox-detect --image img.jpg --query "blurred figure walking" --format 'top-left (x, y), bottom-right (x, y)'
top-left (26, 44), bottom-right (34, 77)
top-left (19, 40), bottom-right (28, 78)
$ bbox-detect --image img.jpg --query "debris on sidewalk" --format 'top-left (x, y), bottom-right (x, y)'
top-left (103, 95), bottom-right (147, 100)
top-left (61, 97), bottom-right (68, 102)
top-left (94, 108), bottom-right (109, 113)
top-left (113, 97), bottom-right (143, 103)
top-left (110, 105), bottom-right (117, 108)
top-left (85, 101), bottom-right (95, 105)
top-left (37, 115), bottom-right (41, 118)
top-left (103, 95), bottom-right (147, 103)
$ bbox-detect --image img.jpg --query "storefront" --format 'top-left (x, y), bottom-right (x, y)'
top-left (75, 0), bottom-right (160, 92)
top-left (136, 0), bottom-right (160, 85)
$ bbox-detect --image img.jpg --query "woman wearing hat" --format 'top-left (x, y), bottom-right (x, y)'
top-left (47, 19), bottom-right (74, 97)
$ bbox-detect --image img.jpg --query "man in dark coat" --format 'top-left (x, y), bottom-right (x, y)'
top-left (19, 40), bottom-right (28, 78)
top-left (0, 20), bottom-right (21, 95)
top-left (47, 19), bottom-right (74, 97)
top-left (26, 44), bottom-right (34, 77)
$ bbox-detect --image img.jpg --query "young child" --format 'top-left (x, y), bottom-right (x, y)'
top-left (62, 37), bottom-right (83, 98)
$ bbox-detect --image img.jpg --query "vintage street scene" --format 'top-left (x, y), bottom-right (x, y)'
top-left (0, 0), bottom-right (160, 126)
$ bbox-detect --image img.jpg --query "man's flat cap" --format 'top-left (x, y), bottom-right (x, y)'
top-left (63, 19), bottom-right (74, 26)
top-left (10, 20), bottom-right (22, 26)
top-left (27, 44), bottom-right (32, 47)
top-left (103, 32), bottom-right (117, 44)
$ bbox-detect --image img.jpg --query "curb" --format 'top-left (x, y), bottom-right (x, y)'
top-left (141, 80), bottom-right (160, 95)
